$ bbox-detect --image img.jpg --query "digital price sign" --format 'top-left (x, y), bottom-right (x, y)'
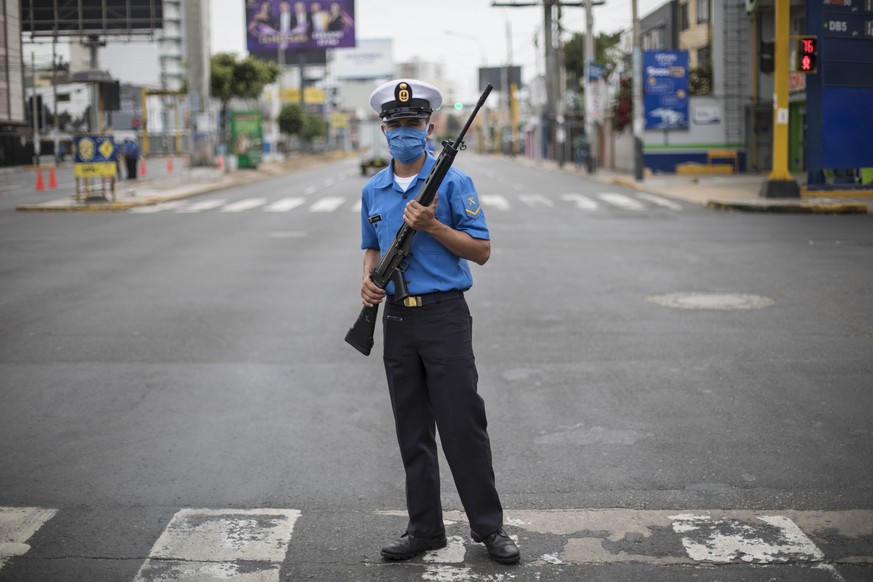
top-left (822, 0), bottom-right (873, 38)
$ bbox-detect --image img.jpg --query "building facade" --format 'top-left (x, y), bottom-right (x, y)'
top-left (1, 0), bottom-right (28, 166)
top-left (626, 0), bottom-right (753, 173)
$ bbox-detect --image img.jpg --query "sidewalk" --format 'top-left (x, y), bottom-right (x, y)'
top-left (515, 156), bottom-right (871, 214)
top-left (14, 153), bottom-right (348, 213)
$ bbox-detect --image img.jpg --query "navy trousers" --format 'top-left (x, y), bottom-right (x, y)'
top-left (382, 295), bottom-right (503, 538)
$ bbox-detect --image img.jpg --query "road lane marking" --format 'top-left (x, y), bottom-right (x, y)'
top-left (0, 506), bottom-right (57, 571)
top-left (221, 198), bottom-right (268, 212)
top-left (129, 201), bottom-right (188, 213)
top-left (263, 197), bottom-right (305, 212)
top-left (561, 193), bottom-right (599, 210)
top-left (598, 192), bottom-right (646, 210)
top-left (480, 194), bottom-right (511, 211)
top-left (519, 194), bottom-right (555, 208)
top-left (309, 197), bottom-right (345, 212)
top-left (1, 505), bottom-right (871, 579)
top-left (175, 199), bottom-right (227, 213)
top-left (670, 513), bottom-right (824, 564)
top-left (133, 508), bottom-right (301, 582)
top-left (637, 192), bottom-right (684, 210)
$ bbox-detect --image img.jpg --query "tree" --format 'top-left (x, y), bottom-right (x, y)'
top-left (210, 53), bottom-right (279, 146)
top-left (278, 103), bottom-right (304, 137)
top-left (301, 113), bottom-right (328, 144)
top-left (612, 77), bottom-right (633, 133)
top-left (563, 31), bottom-right (624, 91)
top-left (689, 64), bottom-right (713, 96)
top-left (278, 103), bottom-right (327, 151)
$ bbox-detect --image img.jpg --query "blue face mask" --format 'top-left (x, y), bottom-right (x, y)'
top-left (386, 126), bottom-right (428, 164)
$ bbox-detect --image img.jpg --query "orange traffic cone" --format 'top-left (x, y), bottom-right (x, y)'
top-left (167, 156), bottom-right (174, 173)
top-left (49, 166), bottom-right (58, 189)
top-left (216, 156), bottom-right (225, 171)
top-left (139, 157), bottom-right (147, 177)
top-left (35, 167), bottom-right (45, 191)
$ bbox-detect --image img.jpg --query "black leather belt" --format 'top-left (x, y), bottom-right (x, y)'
top-left (388, 290), bottom-right (464, 307)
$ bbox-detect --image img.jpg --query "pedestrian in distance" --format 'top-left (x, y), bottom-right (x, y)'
top-left (123, 139), bottom-right (139, 180)
top-left (358, 79), bottom-right (520, 565)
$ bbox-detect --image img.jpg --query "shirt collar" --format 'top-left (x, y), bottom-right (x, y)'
top-left (372, 154), bottom-right (436, 191)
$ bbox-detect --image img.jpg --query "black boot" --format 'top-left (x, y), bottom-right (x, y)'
top-left (471, 528), bottom-right (520, 564)
top-left (381, 532), bottom-right (448, 560)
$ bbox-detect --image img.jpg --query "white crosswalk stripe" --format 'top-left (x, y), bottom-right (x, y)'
top-left (480, 194), bottom-right (511, 211)
top-left (174, 199), bottom-right (227, 213)
top-left (263, 197), bottom-right (305, 212)
top-left (126, 192), bottom-right (686, 215)
top-left (561, 193), bottom-right (599, 210)
top-left (637, 192), bottom-right (684, 210)
top-left (1, 505), bottom-right (870, 580)
top-left (221, 198), bottom-right (268, 212)
top-left (0, 506), bottom-right (57, 570)
top-left (598, 192), bottom-right (647, 210)
top-left (129, 200), bottom-right (189, 213)
top-left (519, 193), bottom-right (555, 208)
top-left (309, 196), bottom-right (345, 212)
top-left (133, 508), bottom-right (301, 582)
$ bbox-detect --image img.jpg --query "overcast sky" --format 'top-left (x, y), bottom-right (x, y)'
top-left (211, 0), bottom-right (666, 99)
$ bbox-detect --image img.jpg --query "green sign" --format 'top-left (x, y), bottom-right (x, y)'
top-left (230, 110), bottom-right (263, 169)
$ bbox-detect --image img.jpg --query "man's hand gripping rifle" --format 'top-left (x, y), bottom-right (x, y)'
top-left (345, 84), bottom-right (493, 356)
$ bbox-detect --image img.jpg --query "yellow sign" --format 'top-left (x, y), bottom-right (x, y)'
top-left (99, 139), bottom-right (115, 159)
top-left (271, 87), bottom-right (325, 105)
top-left (331, 113), bottom-right (349, 128)
top-left (74, 162), bottom-right (117, 178)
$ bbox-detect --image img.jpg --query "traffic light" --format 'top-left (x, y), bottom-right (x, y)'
top-left (454, 102), bottom-right (464, 111)
top-left (797, 37), bottom-right (817, 74)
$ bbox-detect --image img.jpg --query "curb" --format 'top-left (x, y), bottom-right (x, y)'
top-left (15, 179), bottom-right (234, 212)
top-left (15, 153), bottom-right (351, 213)
top-left (705, 199), bottom-right (868, 214)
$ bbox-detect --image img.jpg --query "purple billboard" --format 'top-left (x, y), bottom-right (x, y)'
top-left (246, 0), bottom-right (356, 53)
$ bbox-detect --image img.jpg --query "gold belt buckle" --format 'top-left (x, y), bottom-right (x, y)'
top-left (403, 296), bottom-right (423, 307)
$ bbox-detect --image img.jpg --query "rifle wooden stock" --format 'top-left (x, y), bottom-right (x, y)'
top-left (345, 84), bottom-right (493, 356)
top-left (345, 304), bottom-right (378, 356)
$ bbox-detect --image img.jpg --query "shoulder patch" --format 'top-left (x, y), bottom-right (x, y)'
top-left (465, 195), bottom-right (482, 217)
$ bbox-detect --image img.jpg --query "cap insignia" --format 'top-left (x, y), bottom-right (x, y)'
top-left (396, 82), bottom-right (411, 104)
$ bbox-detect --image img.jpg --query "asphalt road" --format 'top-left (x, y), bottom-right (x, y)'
top-left (1, 155), bottom-right (871, 581)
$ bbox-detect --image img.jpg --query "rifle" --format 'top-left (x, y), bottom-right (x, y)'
top-left (345, 84), bottom-right (493, 356)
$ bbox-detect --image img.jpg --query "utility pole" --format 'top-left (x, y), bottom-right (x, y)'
top-left (631, 0), bottom-right (644, 181)
top-left (52, 38), bottom-right (60, 163)
top-left (584, 0), bottom-right (595, 166)
top-left (184, 0), bottom-right (213, 166)
top-left (507, 20), bottom-right (519, 155)
top-left (492, 1), bottom-right (604, 162)
top-left (31, 52), bottom-right (40, 165)
top-left (759, 0), bottom-right (800, 197)
top-left (81, 35), bottom-right (105, 133)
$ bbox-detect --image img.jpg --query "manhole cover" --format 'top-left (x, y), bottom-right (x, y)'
top-left (645, 292), bottom-right (775, 310)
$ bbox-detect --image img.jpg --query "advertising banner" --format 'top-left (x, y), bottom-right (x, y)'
top-left (230, 111), bottom-right (264, 169)
top-left (73, 135), bottom-right (117, 178)
top-left (643, 51), bottom-right (689, 130)
top-left (246, 0), bottom-right (356, 53)
top-left (332, 38), bottom-right (393, 80)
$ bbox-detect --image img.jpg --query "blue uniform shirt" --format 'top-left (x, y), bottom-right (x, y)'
top-left (360, 154), bottom-right (489, 295)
